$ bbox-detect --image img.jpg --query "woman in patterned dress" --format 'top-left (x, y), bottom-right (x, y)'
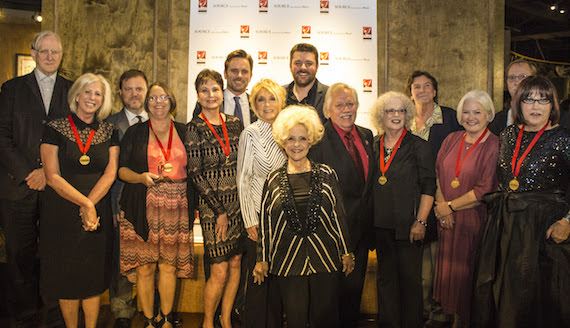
top-left (186, 69), bottom-right (245, 328)
top-left (236, 79), bottom-right (287, 327)
top-left (40, 73), bottom-right (118, 328)
top-left (118, 83), bottom-right (193, 328)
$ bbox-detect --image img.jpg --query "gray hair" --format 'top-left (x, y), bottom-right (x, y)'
top-left (30, 30), bottom-right (62, 51)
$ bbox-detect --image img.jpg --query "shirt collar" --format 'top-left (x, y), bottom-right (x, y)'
top-left (331, 121), bottom-right (356, 139)
top-left (411, 103), bottom-right (443, 136)
top-left (225, 89), bottom-right (246, 102)
top-left (123, 108), bottom-right (148, 122)
top-left (71, 113), bottom-right (99, 130)
top-left (34, 68), bottom-right (56, 82)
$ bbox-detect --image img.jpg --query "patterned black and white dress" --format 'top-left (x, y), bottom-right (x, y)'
top-left (186, 115), bottom-right (245, 263)
top-left (40, 114), bottom-right (118, 301)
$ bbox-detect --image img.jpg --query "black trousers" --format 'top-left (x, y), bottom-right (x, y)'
top-left (375, 228), bottom-right (423, 328)
top-left (276, 272), bottom-right (340, 328)
top-left (339, 243), bottom-right (369, 328)
top-left (243, 238), bottom-right (281, 328)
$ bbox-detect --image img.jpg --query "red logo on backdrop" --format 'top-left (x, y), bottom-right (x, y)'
top-left (198, 0), bottom-right (207, 12)
top-left (197, 51), bottom-right (206, 64)
top-left (302, 26), bottom-right (311, 39)
top-left (363, 27), bottom-right (372, 40)
top-left (320, 1), bottom-right (329, 13)
top-left (319, 52), bottom-right (329, 65)
top-left (363, 79), bottom-right (373, 92)
top-left (240, 25), bottom-right (250, 38)
top-left (258, 51), bottom-right (268, 64)
top-left (259, 0), bottom-right (268, 11)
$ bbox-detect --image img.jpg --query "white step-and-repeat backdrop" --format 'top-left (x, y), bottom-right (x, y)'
top-left (187, 0), bottom-right (378, 130)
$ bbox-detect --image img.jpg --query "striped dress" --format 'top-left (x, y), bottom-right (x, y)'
top-left (237, 119), bottom-right (286, 229)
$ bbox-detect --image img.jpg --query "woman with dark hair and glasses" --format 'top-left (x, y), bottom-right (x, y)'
top-left (370, 91), bottom-right (436, 328)
top-left (472, 76), bottom-right (570, 328)
top-left (118, 82), bottom-right (194, 328)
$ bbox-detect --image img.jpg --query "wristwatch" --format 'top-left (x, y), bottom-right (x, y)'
top-left (448, 201), bottom-right (456, 212)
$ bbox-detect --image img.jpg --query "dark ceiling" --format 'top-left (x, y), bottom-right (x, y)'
top-left (506, 0), bottom-right (569, 63)
top-left (2, 0), bottom-right (569, 63)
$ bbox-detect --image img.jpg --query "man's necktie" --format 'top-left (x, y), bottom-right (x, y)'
top-left (345, 133), bottom-right (365, 186)
top-left (234, 96), bottom-right (243, 122)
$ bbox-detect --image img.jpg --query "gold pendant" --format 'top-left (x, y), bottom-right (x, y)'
top-left (378, 175), bottom-right (387, 185)
top-left (79, 154), bottom-right (90, 165)
top-left (225, 156), bottom-right (230, 166)
top-left (509, 178), bottom-right (519, 191)
top-left (451, 178), bottom-right (460, 188)
top-left (163, 162), bottom-right (173, 173)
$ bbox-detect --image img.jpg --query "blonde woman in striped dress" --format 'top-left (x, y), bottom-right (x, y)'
top-left (236, 79), bottom-right (287, 328)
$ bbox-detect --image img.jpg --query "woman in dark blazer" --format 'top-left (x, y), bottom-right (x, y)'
top-left (118, 83), bottom-right (194, 328)
top-left (371, 91), bottom-right (436, 328)
top-left (253, 105), bottom-right (355, 328)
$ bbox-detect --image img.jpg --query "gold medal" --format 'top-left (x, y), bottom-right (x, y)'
top-left (163, 162), bottom-right (173, 173)
top-left (451, 178), bottom-right (460, 188)
top-left (509, 179), bottom-right (519, 191)
top-left (378, 175), bottom-right (387, 185)
top-left (225, 156), bottom-right (230, 166)
top-left (79, 154), bottom-right (90, 165)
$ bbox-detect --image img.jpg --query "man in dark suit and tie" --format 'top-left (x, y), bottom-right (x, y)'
top-left (105, 69), bottom-right (148, 328)
top-left (192, 49), bottom-right (257, 126)
top-left (285, 43), bottom-right (329, 123)
top-left (0, 30), bottom-right (72, 328)
top-left (308, 83), bottom-right (374, 328)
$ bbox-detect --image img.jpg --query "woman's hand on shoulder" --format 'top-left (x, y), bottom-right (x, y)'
top-left (139, 172), bottom-right (159, 187)
top-left (253, 261), bottom-right (269, 285)
top-left (546, 218), bottom-right (570, 243)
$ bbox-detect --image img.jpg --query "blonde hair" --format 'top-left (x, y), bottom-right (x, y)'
top-left (456, 90), bottom-right (495, 124)
top-left (371, 91), bottom-right (415, 134)
top-left (249, 79), bottom-right (286, 118)
top-left (68, 73), bottom-right (113, 121)
top-left (323, 82), bottom-right (359, 118)
top-left (272, 105), bottom-right (324, 148)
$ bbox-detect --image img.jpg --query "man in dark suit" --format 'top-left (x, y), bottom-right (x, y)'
top-left (284, 43), bottom-right (329, 123)
top-left (192, 49), bottom-right (257, 126)
top-left (308, 83), bottom-right (374, 328)
top-left (0, 30), bottom-right (72, 328)
top-left (488, 59), bottom-right (537, 135)
top-left (105, 69), bottom-right (148, 328)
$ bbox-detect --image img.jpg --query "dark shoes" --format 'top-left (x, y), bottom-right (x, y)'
top-left (114, 317), bottom-right (132, 328)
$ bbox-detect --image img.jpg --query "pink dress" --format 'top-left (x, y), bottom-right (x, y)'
top-left (119, 135), bottom-right (194, 282)
top-left (433, 130), bottom-right (499, 322)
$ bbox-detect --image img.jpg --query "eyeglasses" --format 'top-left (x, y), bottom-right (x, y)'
top-left (521, 98), bottom-right (551, 105)
top-left (148, 95), bottom-right (170, 102)
top-left (36, 49), bottom-right (63, 57)
top-left (385, 109), bottom-right (406, 115)
top-left (506, 74), bottom-right (528, 82)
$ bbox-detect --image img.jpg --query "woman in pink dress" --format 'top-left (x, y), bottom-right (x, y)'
top-left (433, 90), bottom-right (499, 328)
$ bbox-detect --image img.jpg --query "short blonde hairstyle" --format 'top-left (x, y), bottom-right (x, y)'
top-left (68, 73), bottom-right (113, 121)
top-left (323, 82), bottom-right (359, 119)
top-left (371, 91), bottom-right (415, 134)
top-left (272, 105), bottom-right (324, 148)
top-left (456, 90), bottom-right (495, 124)
top-left (249, 79), bottom-right (286, 117)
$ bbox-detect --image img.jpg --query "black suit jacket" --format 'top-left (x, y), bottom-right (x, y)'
top-left (488, 108), bottom-right (509, 136)
top-left (285, 79), bottom-right (329, 123)
top-left (191, 92), bottom-right (257, 124)
top-left (427, 105), bottom-right (463, 156)
top-left (0, 72), bottom-right (73, 200)
top-left (308, 121), bottom-right (375, 249)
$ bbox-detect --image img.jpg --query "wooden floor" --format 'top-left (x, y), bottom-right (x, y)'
top-left (0, 304), bottom-right (378, 328)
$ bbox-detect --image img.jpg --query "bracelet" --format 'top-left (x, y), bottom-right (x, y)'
top-left (342, 253), bottom-right (355, 261)
top-left (448, 201), bottom-right (456, 212)
top-left (563, 213), bottom-right (570, 223)
top-left (416, 218), bottom-right (428, 227)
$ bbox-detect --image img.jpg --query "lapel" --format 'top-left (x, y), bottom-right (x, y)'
top-left (325, 122), bottom-right (363, 189)
top-left (355, 125), bottom-right (375, 191)
top-left (117, 110), bottom-right (131, 135)
top-left (24, 73), bottom-right (48, 119)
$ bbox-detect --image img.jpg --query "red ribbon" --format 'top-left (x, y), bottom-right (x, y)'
top-left (454, 128), bottom-right (488, 180)
top-left (511, 121), bottom-right (549, 179)
top-left (379, 128), bottom-right (407, 176)
top-left (200, 112), bottom-right (230, 158)
top-left (68, 115), bottom-right (95, 156)
top-left (148, 120), bottom-right (173, 162)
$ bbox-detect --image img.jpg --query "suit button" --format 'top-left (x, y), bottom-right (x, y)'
top-left (42, 120), bottom-right (47, 124)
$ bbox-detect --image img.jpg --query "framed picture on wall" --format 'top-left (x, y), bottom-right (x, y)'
top-left (16, 54), bottom-right (36, 77)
